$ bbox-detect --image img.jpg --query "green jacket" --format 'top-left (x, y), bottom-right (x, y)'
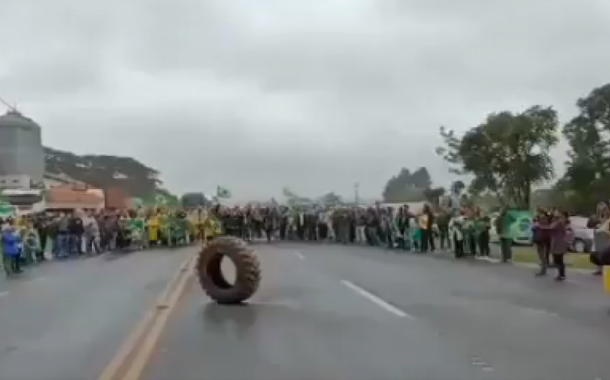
top-left (473, 219), bottom-right (489, 236)
top-left (496, 213), bottom-right (512, 239)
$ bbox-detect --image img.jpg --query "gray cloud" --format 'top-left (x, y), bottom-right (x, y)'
top-left (0, 0), bottom-right (609, 201)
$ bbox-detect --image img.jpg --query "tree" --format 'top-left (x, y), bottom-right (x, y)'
top-left (437, 106), bottom-right (559, 209)
top-left (409, 167), bottom-right (432, 189)
top-left (44, 147), bottom-right (162, 197)
top-left (382, 167), bottom-right (431, 202)
top-left (423, 186), bottom-right (446, 206)
top-left (181, 192), bottom-right (209, 208)
top-left (282, 187), bottom-right (299, 199)
top-left (318, 192), bottom-right (343, 206)
top-left (449, 180), bottom-right (466, 196)
top-left (561, 83), bottom-right (610, 213)
top-left (282, 187), bottom-right (314, 207)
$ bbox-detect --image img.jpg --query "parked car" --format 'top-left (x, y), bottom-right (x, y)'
top-left (568, 216), bottom-right (593, 253)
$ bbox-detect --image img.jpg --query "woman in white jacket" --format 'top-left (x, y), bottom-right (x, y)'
top-left (449, 213), bottom-right (465, 258)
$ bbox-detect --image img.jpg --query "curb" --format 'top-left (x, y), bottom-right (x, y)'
top-left (420, 249), bottom-right (596, 274)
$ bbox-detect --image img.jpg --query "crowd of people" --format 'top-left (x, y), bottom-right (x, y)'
top-left (3, 202), bottom-right (609, 283)
top-left (0, 208), bottom-right (197, 277)
top-left (218, 203), bottom-right (493, 256)
top-left (220, 204), bottom-right (607, 282)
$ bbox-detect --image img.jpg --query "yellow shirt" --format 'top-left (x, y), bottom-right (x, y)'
top-left (419, 214), bottom-right (429, 229)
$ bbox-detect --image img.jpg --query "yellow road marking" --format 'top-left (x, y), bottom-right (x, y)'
top-left (121, 256), bottom-right (196, 380)
top-left (98, 255), bottom-right (195, 380)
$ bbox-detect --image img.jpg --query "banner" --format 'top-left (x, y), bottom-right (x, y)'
top-left (0, 201), bottom-right (16, 218)
top-left (504, 210), bottom-right (534, 244)
top-left (216, 186), bottom-right (231, 198)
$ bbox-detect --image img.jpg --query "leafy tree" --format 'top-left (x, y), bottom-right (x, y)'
top-left (382, 167), bottom-right (431, 202)
top-left (423, 186), bottom-right (446, 206)
top-left (530, 188), bottom-right (556, 210)
top-left (409, 167), bottom-right (432, 189)
top-left (44, 147), bottom-right (162, 197)
top-left (282, 187), bottom-right (298, 199)
top-left (561, 83), bottom-right (610, 213)
top-left (437, 106), bottom-right (559, 208)
top-left (282, 188), bottom-right (345, 207)
top-left (181, 192), bottom-right (209, 208)
top-left (318, 192), bottom-right (343, 206)
top-left (282, 187), bottom-right (313, 207)
top-left (450, 180), bottom-right (466, 196)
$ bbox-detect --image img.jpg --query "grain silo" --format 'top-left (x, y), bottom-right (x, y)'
top-left (0, 109), bottom-right (45, 183)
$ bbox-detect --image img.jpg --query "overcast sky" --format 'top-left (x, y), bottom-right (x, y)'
top-left (0, 0), bottom-right (609, 201)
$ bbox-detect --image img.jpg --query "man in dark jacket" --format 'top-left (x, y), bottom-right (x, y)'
top-left (68, 214), bottom-right (84, 256)
top-left (496, 208), bottom-right (513, 262)
top-left (533, 209), bottom-right (551, 275)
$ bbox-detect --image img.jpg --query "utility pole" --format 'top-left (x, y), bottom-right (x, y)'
top-left (354, 182), bottom-right (360, 206)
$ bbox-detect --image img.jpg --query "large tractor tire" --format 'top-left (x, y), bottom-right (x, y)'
top-left (197, 236), bottom-right (261, 304)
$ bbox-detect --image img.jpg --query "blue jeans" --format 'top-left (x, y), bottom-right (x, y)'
top-left (56, 234), bottom-right (70, 258)
top-left (69, 234), bottom-right (82, 255)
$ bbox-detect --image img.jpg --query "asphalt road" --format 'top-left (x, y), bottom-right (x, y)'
top-left (143, 243), bottom-right (610, 380)
top-left (0, 248), bottom-right (194, 380)
top-left (1, 243), bottom-right (609, 380)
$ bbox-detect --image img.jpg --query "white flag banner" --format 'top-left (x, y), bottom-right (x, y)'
top-left (216, 186), bottom-right (231, 198)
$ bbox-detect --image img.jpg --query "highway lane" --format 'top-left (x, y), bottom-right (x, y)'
top-left (142, 243), bottom-right (610, 380)
top-left (287, 244), bottom-right (610, 379)
top-left (0, 248), bottom-right (194, 380)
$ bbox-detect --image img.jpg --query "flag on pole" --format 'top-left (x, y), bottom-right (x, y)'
top-left (216, 186), bottom-right (231, 198)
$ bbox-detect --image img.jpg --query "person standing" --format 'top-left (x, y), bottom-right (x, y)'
top-left (355, 209), bottom-right (367, 245)
top-left (437, 210), bottom-right (451, 250)
top-left (548, 210), bottom-right (569, 281)
top-left (589, 214), bottom-right (608, 275)
top-left (68, 212), bottom-right (84, 256)
top-left (476, 215), bottom-right (491, 257)
top-left (2, 222), bottom-right (22, 276)
top-left (34, 216), bottom-right (48, 261)
top-left (496, 208), bottom-right (513, 262)
top-left (533, 209), bottom-right (552, 276)
top-left (365, 208), bottom-right (379, 246)
top-left (449, 212), bottom-right (465, 258)
top-left (57, 214), bottom-right (70, 258)
top-left (463, 214), bottom-right (477, 256)
top-left (398, 206), bottom-right (412, 251)
top-left (337, 210), bottom-right (351, 244)
top-left (420, 204), bottom-right (435, 252)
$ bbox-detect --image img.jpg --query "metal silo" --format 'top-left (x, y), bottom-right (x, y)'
top-left (0, 109), bottom-right (45, 183)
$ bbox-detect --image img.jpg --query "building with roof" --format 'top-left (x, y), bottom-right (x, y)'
top-left (104, 187), bottom-right (131, 209)
top-left (0, 188), bottom-right (46, 215)
top-left (45, 184), bottom-right (104, 211)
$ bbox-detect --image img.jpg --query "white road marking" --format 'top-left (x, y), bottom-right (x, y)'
top-left (519, 306), bottom-right (559, 318)
top-left (470, 357), bottom-right (495, 372)
top-left (341, 280), bottom-right (414, 319)
top-left (293, 251), bottom-right (305, 260)
top-left (0, 291), bottom-right (8, 298)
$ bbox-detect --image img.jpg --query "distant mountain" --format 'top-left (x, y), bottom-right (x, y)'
top-left (44, 146), bottom-right (166, 198)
